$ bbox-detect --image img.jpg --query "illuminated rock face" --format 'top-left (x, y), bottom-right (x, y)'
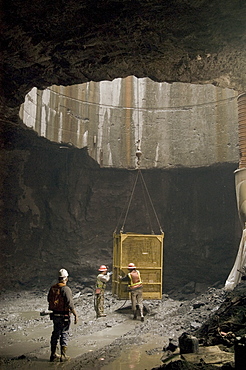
top-left (1, 1), bottom-right (244, 290)
top-left (20, 79), bottom-right (238, 168)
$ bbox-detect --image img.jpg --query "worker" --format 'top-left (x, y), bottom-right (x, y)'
top-left (119, 262), bottom-right (144, 322)
top-left (95, 265), bottom-right (112, 318)
top-left (47, 268), bottom-right (78, 362)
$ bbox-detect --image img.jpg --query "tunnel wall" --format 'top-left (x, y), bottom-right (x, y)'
top-left (0, 121), bottom-right (240, 292)
top-left (19, 78), bottom-right (239, 169)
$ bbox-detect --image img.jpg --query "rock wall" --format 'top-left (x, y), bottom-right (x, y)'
top-left (19, 78), bottom-right (239, 168)
top-left (0, 120), bottom-right (240, 292)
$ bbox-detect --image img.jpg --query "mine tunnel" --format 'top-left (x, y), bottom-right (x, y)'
top-left (1, 1), bottom-right (246, 369)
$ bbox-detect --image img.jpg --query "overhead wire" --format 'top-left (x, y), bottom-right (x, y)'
top-left (43, 87), bottom-right (238, 112)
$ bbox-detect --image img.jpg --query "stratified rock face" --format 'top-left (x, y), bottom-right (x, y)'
top-left (19, 79), bottom-right (239, 169)
top-left (2, 0), bottom-right (246, 113)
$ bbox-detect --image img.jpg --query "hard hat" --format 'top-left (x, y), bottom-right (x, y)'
top-left (59, 268), bottom-right (69, 278)
top-left (98, 265), bottom-right (108, 272)
top-left (128, 263), bottom-right (136, 269)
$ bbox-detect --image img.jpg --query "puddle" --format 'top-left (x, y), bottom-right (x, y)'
top-left (67, 321), bottom-right (138, 358)
top-left (0, 316), bottom-right (143, 369)
top-left (0, 309), bottom-right (166, 370)
top-left (18, 311), bottom-right (41, 320)
top-left (0, 323), bottom-right (51, 357)
top-left (102, 336), bottom-right (166, 370)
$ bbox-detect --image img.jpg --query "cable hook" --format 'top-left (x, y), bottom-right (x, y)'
top-left (136, 140), bottom-right (142, 166)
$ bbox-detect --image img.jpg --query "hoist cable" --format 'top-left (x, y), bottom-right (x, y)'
top-left (139, 170), bottom-right (163, 233)
top-left (116, 299), bottom-right (128, 310)
top-left (137, 79), bottom-right (140, 147)
top-left (119, 168), bottom-right (163, 234)
top-left (114, 199), bottom-right (129, 234)
top-left (120, 170), bottom-right (140, 233)
top-left (116, 79), bottom-right (163, 235)
top-left (140, 172), bottom-right (154, 234)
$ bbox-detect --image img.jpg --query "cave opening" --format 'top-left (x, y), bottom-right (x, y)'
top-left (1, 1), bottom-right (246, 367)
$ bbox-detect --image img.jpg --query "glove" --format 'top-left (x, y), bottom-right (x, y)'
top-left (108, 271), bottom-right (113, 276)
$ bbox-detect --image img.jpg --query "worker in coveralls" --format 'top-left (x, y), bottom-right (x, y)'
top-left (47, 268), bottom-right (78, 362)
top-left (95, 265), bottom-right (112, 318)
top-left (119, 263), bottom-right (144, 322)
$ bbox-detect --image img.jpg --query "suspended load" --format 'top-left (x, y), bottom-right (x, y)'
top-left (112, 159), bottom-right (164, 299)
top-left (112, 232), bottom-right (164, 299)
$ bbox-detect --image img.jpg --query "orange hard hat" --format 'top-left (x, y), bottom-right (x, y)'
top-left (128, 263), bottom-right (136, 269)
top-left (98, 265), bottom-right (107, 271)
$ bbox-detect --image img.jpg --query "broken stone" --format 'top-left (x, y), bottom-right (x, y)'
top-left (190, 322), bottom-right (201, 330)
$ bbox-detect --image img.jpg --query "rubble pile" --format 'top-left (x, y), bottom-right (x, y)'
top-left (195, 283), bottom-right (246, 347)
top-left (153, 281), bottom-right (246, 369)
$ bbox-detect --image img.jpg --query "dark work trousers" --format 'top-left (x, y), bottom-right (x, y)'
top-left (50, 315), bottom-right (70, 348)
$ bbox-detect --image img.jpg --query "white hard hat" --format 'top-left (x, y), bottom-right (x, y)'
top-left (59, 268), bottom-right (69, 278)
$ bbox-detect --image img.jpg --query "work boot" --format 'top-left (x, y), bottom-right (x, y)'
top-left (50, 352), bottom-right (61, 362)
top-left (60, 346), bottom-right (70, 362)
top-left (50, 346), bottom-right (61, 362)
top-left (97, 313), bottom-right (107, 318)
top-left (133, 311), bottom-right (137, 320)
top-left (141, 316), bottom-right (144, 322)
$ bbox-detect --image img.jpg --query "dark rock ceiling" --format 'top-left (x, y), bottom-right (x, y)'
top-left (1, 0), bottom-right (246, 118)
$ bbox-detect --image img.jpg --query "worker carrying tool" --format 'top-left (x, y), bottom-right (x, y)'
top-left (47, 268), bottom-right (78, 362)
top-left (119, 263), bottom-right (144, 322)
top-left (95, 265), bottom-right (112, 318)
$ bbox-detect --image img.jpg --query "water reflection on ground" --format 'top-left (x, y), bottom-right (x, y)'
top-left (102, 338), bottom-right (164, 370)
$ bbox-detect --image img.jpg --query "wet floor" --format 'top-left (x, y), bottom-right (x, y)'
top-left (0, 310), bottom-right (165, 369)
top-left (101, 335), bottom-right (164, 370)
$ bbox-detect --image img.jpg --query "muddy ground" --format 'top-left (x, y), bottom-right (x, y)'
top-left (0, 281), bottom-right (245, 370)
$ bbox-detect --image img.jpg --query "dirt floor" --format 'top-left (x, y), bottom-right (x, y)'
top-left (0, 281), bottom-right (245, 370)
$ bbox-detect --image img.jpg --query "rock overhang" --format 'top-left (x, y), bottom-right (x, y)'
top-left (1, 0), bottom-right (246, 114)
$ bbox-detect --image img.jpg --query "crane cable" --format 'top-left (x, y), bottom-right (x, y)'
top-left (140, 171), bottom-right (154, 234)
top-left (118, 167), bottom-right (163, 234)
top-left (119, 170), bottom-right (140, 233)
top-left (139, 169), bottom-right (163, 234)
top-left (116, 79), bottom-right (163, 235)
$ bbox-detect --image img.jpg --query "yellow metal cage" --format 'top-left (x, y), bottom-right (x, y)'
top-left (112, 232), bottom-right (164, 300)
